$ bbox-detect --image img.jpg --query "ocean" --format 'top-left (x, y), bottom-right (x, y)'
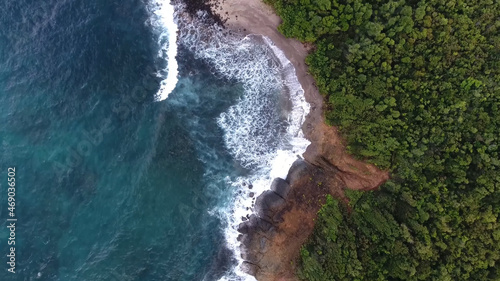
top-left (0, 0), bottom-right (309, 280)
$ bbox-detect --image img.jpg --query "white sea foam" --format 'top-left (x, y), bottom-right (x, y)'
top-left (176, 8), bottom-right (310, 281)
top-left (147, 0), bottom-right (179, 101)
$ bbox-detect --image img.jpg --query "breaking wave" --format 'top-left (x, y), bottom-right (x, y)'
top-left (146, 0), bottom-right (179, 101)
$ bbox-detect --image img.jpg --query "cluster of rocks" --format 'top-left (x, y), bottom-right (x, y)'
top-left (236, 159), bottom-right (313, 276)
top-left (180, 0), bottom-right (226, 25)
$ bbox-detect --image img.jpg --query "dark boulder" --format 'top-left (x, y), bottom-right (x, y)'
top-left (240, 245), bottom-right (261, 263)
top-left (255, 190), bottom-right (286, 222)
top-left (271, 178), bottom-right (291, 199)
top-left (286, 159), bottom-right (312, 184)
top-left (238, 222), bottom-right (249, 234)
top-left (241, 261), bottom-right (260, 276)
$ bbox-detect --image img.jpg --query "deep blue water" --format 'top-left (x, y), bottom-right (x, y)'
top-left (0, 0), bottom-right (251, 280)
top-left (0, 0), bottom-right (307, 279)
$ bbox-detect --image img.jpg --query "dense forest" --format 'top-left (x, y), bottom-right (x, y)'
top-left (265, 0), bottom-right (500, 279)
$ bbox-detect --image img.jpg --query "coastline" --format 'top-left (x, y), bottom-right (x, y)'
top-left (218, 0), bottom-right (388, 191)
top-left (216, 0), bottom-right (390, 280)
top-left (217, 0), bottom-right (324, 144)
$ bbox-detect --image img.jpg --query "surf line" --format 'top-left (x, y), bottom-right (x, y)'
top-left (151, 0), bottom-right (180, 101)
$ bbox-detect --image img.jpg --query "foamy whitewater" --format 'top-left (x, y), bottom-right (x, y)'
top-left (148, 0), bottom-right (179, 101)
top-left (162, 4), bottom-right (310, 280)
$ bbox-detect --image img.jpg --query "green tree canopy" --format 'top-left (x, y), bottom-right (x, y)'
top-left (265, 0), bottom-right (500, 279)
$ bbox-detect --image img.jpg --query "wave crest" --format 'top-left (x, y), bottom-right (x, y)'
top-left (147, 0), bottom-right (180, 101)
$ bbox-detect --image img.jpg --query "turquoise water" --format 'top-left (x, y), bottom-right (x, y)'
top-left (0, 0), bottom-right (308, 280)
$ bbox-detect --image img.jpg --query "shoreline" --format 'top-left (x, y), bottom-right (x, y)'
top-left (216, 0), bottom-right (390, 280)
top-left (218, 0), bottom-right (388, 191)
top-left (217, 0), bottom-right (324, 145)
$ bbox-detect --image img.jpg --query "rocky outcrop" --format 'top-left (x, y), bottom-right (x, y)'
top-left (237, 159), bottom-right (339, 281)
top-left (181, 0), bottom-right (226, 25)
top-left (237, 155), bottom-right (388, 281)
